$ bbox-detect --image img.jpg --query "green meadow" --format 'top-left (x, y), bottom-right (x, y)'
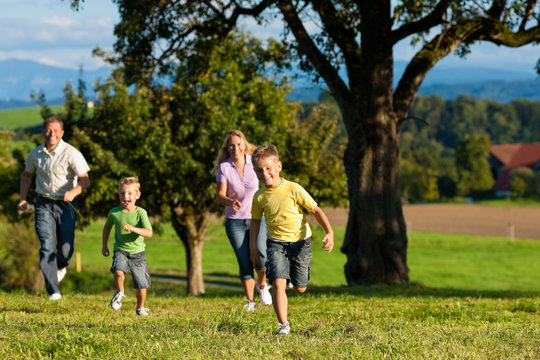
top-left (1, 221), bottom-right (540, 359)
top-left (0, 106), bottom-right (63, 130)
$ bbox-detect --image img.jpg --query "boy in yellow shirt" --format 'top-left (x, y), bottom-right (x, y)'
top-left (249, 144), bottom-right (334, 336)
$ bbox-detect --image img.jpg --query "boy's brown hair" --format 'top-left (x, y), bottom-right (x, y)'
top-left (119, 176), bottom-right (141, 193)
top-left (252, 144), bottom-right (280, 164)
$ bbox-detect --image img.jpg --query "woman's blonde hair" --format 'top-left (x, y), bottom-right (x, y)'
top-left (213, 130), bottom-right (256, 171)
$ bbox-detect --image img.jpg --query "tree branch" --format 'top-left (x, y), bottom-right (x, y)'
top-left (519, 0), bottom-right (537, 32)
top-left (277, 0), bottom-right (350, 101)
top-left (392, 0), bottom-right (453, 43)
top-left (312, 0), bottom-right (362, 68)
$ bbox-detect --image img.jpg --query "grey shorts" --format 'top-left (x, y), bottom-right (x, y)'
top-left (111, 250), bottom-right (151, 289)
top-left (266, 238), bottom-right (312, 288)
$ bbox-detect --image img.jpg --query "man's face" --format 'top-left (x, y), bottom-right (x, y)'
top-left (253, 157), bottom-right (282, 189)
top-left (42, 121), bottom-right (64, 150)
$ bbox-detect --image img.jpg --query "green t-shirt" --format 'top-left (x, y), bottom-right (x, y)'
top-left (105, 206), bottom-right (152, 254)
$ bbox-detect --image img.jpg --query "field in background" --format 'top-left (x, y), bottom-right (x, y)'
top-left (0, 106), bottom-right (62, 130)
top-left (72, 220), bottom-right (540, 292)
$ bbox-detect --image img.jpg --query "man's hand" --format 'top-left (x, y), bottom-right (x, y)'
top-left (17, 199), bottom-right (28, 211)
top-left (102, 246), bottom-right (110, 257)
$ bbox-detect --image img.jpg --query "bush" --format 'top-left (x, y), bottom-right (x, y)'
top-left (0, 220), bottom-right (44, 292)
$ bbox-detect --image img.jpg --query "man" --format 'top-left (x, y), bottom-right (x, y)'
top-left (17, 116), bottom-right (90, 300)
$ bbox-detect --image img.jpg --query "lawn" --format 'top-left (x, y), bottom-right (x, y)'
top-left (1, 222), bottom-right (540, 359)
top-left (0, 106), bottom-right (62, 130)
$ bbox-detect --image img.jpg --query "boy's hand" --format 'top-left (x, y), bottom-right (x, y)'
top-left (102, 246), bottom-right (110, 257)
top-left (250, 247), bottom-right (264, 268)
top-left (321, 233), bottom-right (334, 253)
top-left (123, 224), bottom-right (134, 232)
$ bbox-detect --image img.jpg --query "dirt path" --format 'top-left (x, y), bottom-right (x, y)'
top-left (320, 205), bottom-right (540, 240)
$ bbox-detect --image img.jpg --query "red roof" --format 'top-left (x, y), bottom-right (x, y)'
top-left (490, 143), bottom-right (540, 191)
top-left (490, 144), bottom-right (522, 165)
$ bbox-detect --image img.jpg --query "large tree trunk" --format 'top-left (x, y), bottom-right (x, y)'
top-left (340, 2), bottom-right (409, 284)
top-left (170, 203), bottom-right (209, 295)
top-left (340, 107), bottom-right (409, 284)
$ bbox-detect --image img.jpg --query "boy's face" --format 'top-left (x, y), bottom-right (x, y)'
top-left (254, 157), bottom-right (282, 189)
top-left (119, 184), bottom-right (140, 210)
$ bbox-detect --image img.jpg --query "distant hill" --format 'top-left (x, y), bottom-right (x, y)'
top-left (1, 58), bottom-right (538, 108)
top-left (0, 59), bottom-right (111, 109)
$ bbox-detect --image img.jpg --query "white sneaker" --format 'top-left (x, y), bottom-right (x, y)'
top-left (277, 321), bottom-right (290, 336)
top-left (48, 293), bottom-right (61, 301)
top-left (136, 308), bottom-right (149, 316)
top-left (57, 267), bottom-right (67, 283)
top-left (257, 283), bottom-right (272, 306)
top-left (243, 300), bottom-right (257, 312)
top-left (110, 290), bottom-right (125, 310)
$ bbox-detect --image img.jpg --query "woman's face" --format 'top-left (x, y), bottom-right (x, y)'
top-left (227, 135), bottom-right (246, 161)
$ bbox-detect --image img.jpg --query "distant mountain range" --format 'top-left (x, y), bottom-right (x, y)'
top-left (0, 59), bottom-right (538, 110)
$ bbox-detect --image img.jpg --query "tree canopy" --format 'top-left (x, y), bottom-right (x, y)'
top-left (70, 0), bottom-right (540, 285)
top-left (61, 31), bottom-right (345, 294)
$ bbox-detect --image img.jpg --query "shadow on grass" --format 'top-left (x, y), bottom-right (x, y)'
top-left (21, 270), bottom-right (540, 301)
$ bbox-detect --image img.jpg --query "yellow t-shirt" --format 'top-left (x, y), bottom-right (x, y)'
top-left (251, 178), bottom-right (317, 242)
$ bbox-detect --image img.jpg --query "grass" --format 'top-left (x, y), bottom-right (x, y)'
top-left (2, 222), bottom-right (540, 358)
top-left (0, 106), bottom-right (62, 130)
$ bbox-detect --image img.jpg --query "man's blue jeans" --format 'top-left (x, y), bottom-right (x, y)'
top-left (34, 195), bottom-right (77, 295)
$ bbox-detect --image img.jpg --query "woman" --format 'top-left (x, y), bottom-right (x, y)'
top-left (215, 130), bottom-right (272, 311)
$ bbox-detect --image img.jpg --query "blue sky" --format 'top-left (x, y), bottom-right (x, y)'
top-left (0, 0), bottom-right (538, 76)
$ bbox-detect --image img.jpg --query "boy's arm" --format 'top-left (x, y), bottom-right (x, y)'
top-left (102, 225), bottom-right (112, 256)
top-left (249, 219), bottom-right (263, 267)
top-left (311, 206), bottom-right (334, 253)
top-left (123, 224), bottom-right (153, 238)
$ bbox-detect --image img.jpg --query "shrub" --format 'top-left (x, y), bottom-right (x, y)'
top-left (0, 220), bottom-right (44, 292)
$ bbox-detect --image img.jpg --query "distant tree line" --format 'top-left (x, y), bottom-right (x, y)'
top-left (309, 94), bottom-right (540, 202)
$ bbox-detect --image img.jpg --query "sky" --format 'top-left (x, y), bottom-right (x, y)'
top-left (0, 0), bottom-right (538, 76)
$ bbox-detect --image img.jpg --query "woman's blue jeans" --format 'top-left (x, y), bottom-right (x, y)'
top-left (224, 218), bottom-right (267, 281)
top-left (34, 196), bottom-right (77, 295)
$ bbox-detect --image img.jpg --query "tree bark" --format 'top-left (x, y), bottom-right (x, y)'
top-left (170, 203), bottom-right (209, 295)
top-left (339, 2), bottom-right (409, 284)
top-left (340, 107), bottom-right (409, 284)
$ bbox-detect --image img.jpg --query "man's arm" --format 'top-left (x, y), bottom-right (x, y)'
top-left (64, 172), bottom-right (90, 202)
top-left (311, 206), bottom-right (334, 253)
top-left (17, 171), bottom-right (33, 211)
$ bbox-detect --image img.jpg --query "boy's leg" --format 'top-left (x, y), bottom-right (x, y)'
top-left (113, 270), bottom-right (125, 292)
top-left (271, 278), bottom-right (288, 324)
top-left (129, 251), bottom-right (151, 313)
top-left (290, 239), bottom-right (312, 293)
top-left (136, 288), bottom-right (146, 310)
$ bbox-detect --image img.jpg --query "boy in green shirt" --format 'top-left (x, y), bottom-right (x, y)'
top-left (102, 177), bottom-right (153, 316)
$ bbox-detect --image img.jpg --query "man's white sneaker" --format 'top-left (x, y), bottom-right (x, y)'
top-left (110, 290), bottom-right (125, 310)
top-left (243, 300), bottom-right (257, 312)
top-left (277, 321), bottom-right (290, 336)
top-left (257, 283), bottom-right (272, 305)
top-left (48, 293), bottom-right (61, 301)
top-left (136, 308), bottom-right (149, 316)
top-left (57, 267), bottom-right (67, 283)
